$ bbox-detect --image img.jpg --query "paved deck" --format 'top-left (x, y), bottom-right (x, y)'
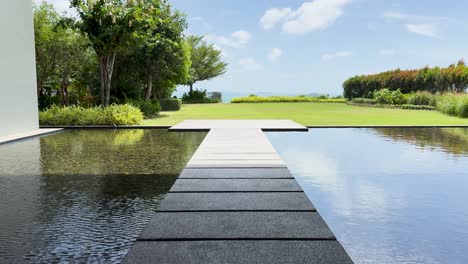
top-left (123, 120), bottom-right (353, 264)
top-left (0, 128), bottom-right (62, 145)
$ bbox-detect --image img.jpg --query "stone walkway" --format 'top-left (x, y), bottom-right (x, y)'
top-left (123, 120), bottom-right (353, 263)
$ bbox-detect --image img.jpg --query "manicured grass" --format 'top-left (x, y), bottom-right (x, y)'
top-left (142, 103), bottom-right (468, 126)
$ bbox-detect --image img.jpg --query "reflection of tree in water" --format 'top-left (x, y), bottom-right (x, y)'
top-left (39, 129), bottom-right (207, 175)
top-left (372, 128), bottom-right (468, 156)
top-left (22, 129), bottom-right (207, 262)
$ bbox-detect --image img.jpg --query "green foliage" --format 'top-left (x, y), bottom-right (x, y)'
top-left (126, 99), bottom-right (161, 118)
top-left (407, 92), bottom-right (437, 106)
top-left (436, 94), bottom-right (468, 118)
top-left (182, 89), bottom-right (220, 104)
top-left (373, 89), bottom-right (406, 105)
top-left (159, 99), bottom-right (182, 111)
top-left (39, 104), bottom-right (143, 125)
top-left (400, 104), bottom-right (436, 110)
top-left (352, 98), bottom-right (376, 104)
top-left (185, 35), bottom-right (228, 90)
top-left (231, 95), bottom-right (346, 103)
top-left (34, 2), bottom-right (98, 109)
top-left (343, 60), bottom-right (468, 99)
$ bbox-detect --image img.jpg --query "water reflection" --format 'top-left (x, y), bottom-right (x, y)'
top-left (0, 129), bottom-right (206, 263)
top-left (268, 128), bottom-right (468, 264)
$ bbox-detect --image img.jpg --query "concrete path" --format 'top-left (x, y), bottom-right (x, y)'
top-left (123, 120), bottom-right (353, 264)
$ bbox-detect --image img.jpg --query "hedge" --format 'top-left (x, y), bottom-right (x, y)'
top-left (343, 60), bottom-right (468, 99)
top-left (126, 99), bottom-right (160, 118)
top-left (231, 95), bottom-right (346, 103)
top-left (160, 99), bottom-right (182, 111)
top-left (39, 104), bottom-right (143, 125)
top-left (348, 102), bottom-right (435, 111)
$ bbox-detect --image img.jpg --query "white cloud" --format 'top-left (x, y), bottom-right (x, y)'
top-left (405, 23), bottom-right (439, 38)
top-left (268, 48), bottom-right (282, 61)
top-left (239, 58), bottom-right (262, 71)
top-left (260, 8), bottom-right (293, 30)
top-left (260, 0), bottom-right (351, 34)
top-left (206, 30), bottom-right (251, 48)
top-left (322, 51), bottom-right (352, 61)
top-left (378, 49), bottom-right (395, 56)
top-left (383, 11), bottom-right (447, 22)
top-left (283, 0), bottom-right (351, 34)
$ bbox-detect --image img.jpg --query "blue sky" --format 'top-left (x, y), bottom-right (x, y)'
top-left (39, 0), bottom-right (468, 97)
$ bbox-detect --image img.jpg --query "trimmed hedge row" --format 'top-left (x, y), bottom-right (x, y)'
top-left (126, 99), bottom-right (160, 118)
top-left (160, 99), bottom-right (182, 111)
top-left (348, 102), bottom-right (436, 111)
top-left (39, 104), bottom-right (143, 125)
top-left (231, 95), bottom-right (346, 103)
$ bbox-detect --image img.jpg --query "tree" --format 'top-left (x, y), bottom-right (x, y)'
top-left (185, 36), bottom-right (227, 93)
top-left (70, 0), bottom-right (138, 106)
top-left (132, 0), bottom-right (190, 100)
top-left (34, 2), bottom-right (97, 109)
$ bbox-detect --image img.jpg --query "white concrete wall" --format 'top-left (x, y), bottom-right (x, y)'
top-left (0, 0), bottom-right (39, 137)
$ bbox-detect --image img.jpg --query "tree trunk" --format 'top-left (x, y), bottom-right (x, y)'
top-left (189, 83), bottom-right (193, 93)
top-left (98, 52), bottom-right (116, 106)
top-left (145, 74), bottom-right (153, 101)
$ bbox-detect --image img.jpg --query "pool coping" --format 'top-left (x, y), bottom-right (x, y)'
top-left (0, 128), bottom-right (63, 145)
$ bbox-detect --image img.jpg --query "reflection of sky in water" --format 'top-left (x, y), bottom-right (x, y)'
top-left (268, 128), bottom-right (468, 264)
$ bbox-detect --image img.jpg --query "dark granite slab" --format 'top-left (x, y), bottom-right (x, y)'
top-left (157, 192), bottom-right (315, 211)
top-left (169, 179), bottom-right (302, 192)
top-left (138, 212), bottom-right (334, 240)
top-left (179, 168), bottom-right (294, 179)
top-left (122, 240), bottom-right (353, 264)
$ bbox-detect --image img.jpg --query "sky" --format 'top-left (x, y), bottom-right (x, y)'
top-left (37, 0), bottom-right (468, 97)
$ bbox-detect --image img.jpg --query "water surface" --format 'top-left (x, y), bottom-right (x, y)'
top-left (0, 129), bottom-right (206, 263)
top-left (268, 128), bottom-right (468, 264)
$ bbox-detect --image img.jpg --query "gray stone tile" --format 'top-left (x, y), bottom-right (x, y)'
top-left (138, 212), bottom-right (334, 240)
top-left (169, 179), bottom-right (302, 192)
top-left (123, 240), bottom-right (353, 264)
top-left (157, 192), bottom-right (315, 211)
top-left (179, 168), bottom-right (294, 179)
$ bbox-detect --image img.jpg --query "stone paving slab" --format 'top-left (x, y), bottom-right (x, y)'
top-left (122, 240), bottom-right (353, 264)
top-left (187, 160), bottom-right (286, 168)
top-left (179, 168), bottom-right (294, 178)
top-left (169, 120), bottom-right (307, 131)
top-left (192, 153), bottom-right (281, 160)
top-left (169, 179), bottom-right (302, 192)
top-left (157, 192), bottom-right (315, 211)
top-left (139, 212), bottom-right (335, 240)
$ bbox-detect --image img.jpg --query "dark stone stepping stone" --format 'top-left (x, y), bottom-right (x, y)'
top-left (138, 212), bottom-right (334, 240)
top-left (157, 192), bottom-right (315, 211)
top-left (123, 240), bottom-right (353, 264)
top-left (169, 179), bottom-right (302, 192)
top-left (179, 168), bottom-right (294, 179)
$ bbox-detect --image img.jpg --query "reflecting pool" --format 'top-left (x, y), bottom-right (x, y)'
top-left (0, 129), bottom-right (206, 263)
top-left (268, 128), bottom-right (468, 264)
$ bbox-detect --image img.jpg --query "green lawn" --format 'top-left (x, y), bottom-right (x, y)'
top-left (142, 103), bottom-right (468, 126)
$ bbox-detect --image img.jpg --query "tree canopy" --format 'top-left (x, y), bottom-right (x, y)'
top-left (185, 35), bottom-right (228, 92)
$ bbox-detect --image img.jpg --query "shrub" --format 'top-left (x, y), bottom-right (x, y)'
top-left (39, 104), bottom-right (143, 125)
top-left (352, 98), bottom-right (376, 104)
top-left (400, 104), bottom-right (436, 110)
top-left (436, 93), bottom-right (468, 118)
top-left (160, 99), bottom-right (182, 111)
top-left (407, 92), bottom-right (437, 106)
top-left (182, 89), bottom-right (220, 104)
top-left (230, 95), bottom-right (346, 103)
top-left (373, 89), bottom-right (406, 105)
top-left (127, 99), bottom-right (160, 118)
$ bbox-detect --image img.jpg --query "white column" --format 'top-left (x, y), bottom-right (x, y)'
top-left (0, 0), bottom-right (39, 137)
